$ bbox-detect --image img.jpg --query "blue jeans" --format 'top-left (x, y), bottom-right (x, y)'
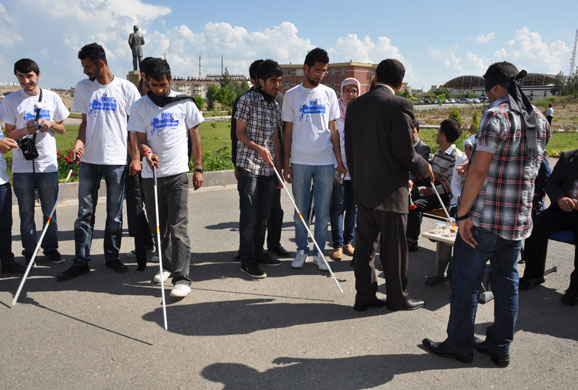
top-left (237, 168), bottom-right (275, 266)
top-left (330, 180), bottom-right (357, 248)
top-left (0, 183), bottom-right (15, 265)
top-left (447, 227), bottom-right (521, 356)
top-left (74, 163), bottom-right (126, 265)
top-left (291, 163), bottom-right (334, 255)
top-left (13, 172), bottom-right (59, 255)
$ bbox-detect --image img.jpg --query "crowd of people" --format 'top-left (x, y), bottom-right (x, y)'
top-left (2, 43), bottom-right (576, 368)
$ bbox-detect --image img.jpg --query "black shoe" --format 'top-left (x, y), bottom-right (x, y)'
top-left (473, 338), bottom-right (510, 367)
top-left (241, 263), bottom-right (267, 279)
top-left (268, 245), bottom-right (290, 256)
top-left (519, 276), bottom-right (545, 290)
top-left (388, 298), bottom-right (425, 311)
top-left (1, 262), bottom-right (26, 274)
top-left (56, 264), bottom-right (90, 281)
top-left (422, 338), bottom-right (473, 363)
top-left (258, 253), bottom-right (282, 267)
top-left (408, 242), bottom-right (418, 252)
top-left (353, 298), bottom-right (387, 312)
top-left (105, 260), bottom-right (128, 273)
top-left (44, 250), bottom-right (65, 264)
top-left (136, 261), bottom-right (147, 272)
top-left (561, 289), bottom-right (578, 306)
top-left (234, 250), bottom-right (241, 262)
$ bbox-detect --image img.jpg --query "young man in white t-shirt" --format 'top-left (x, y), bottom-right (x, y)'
top-left (57, 43), bottom-right (140, 281)
top-left (0, 131), bottom-right (24, 274)
top-left (0, 59), bottom-right (69, 265)
top-left (282, 48), bottom-right (346, 270)
top-left (129, 58), bottom-right (204, 298)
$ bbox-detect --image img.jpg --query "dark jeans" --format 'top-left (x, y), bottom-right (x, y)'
top-left (237, 168), bottom-right (275, 266)
top-left (406, 192), bottom-right (450, 243)
top-left (354, 205), bottom-right (409, 307)
top-left (13, 172), bottom-right (59, 255)
top-left (125, 170), bottom-right (154, 264)
top-left (0, 183), bottom-right (15, 265)
top-left (447, 228), bottom-right (521, 356)
top-left (267, 188), bottom-right (284, 250)
top-left (73, 163), bottom-right (126, 265)
top-left (330, 180), bottom-right (357, 248)
top-left (524, 207), bottom-right (578, 291)
top-left (142, 173), bottom-right (191, 285)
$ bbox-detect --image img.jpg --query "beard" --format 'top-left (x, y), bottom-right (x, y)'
top-left (306, 75), bottom-right (320, 87)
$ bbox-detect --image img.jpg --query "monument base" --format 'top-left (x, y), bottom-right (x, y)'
top-left (127, 70), bottom-right (141, 89)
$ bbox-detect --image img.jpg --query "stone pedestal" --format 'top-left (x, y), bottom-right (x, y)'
top-left (127, 70), bottom-right (141, 89)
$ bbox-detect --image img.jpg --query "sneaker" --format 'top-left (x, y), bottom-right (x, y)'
top-left (241, 263), bottom-right (267, 279)
top-left (170, 283), bottom-right (191, 298)
top-left (44, 250), bottom-right (65, 264)
top-left (314, 254), bottom-right (329, 271)
top-left (234, 250), bottom-right (241, 262)
top-left (153, 269), bottom-right (171, 284)
top-left (291, 250), bottom-right (307, 269)
top-left (56, 263), bottom-right (90, 281)
top-left (257, 252), bottom-right (282, 267)
top-left (126, 248), bottom-right (154, 259)
top-left (1, 262), bottom-right (26, 274)
top-left (150, 254), bottom-right (159, 263)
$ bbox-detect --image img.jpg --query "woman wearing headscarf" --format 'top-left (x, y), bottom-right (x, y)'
top-left (330, 78), bottom-right (360, 261)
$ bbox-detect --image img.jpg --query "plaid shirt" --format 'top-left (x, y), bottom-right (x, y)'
top-left (234, 90), bottom-right (282, 176)
top-left (470, 96), bottom-right (550, 241)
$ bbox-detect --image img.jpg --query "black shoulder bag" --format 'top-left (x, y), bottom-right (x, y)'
top-left (18, 89), bottom-right (42, 162)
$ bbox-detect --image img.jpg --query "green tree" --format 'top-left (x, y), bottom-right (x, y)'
top-left (470, 110), bottom-right (480, 133)
top-left (206, 84), bottom-right (219, 110)
top-left (193, 95), bottom-right (204, 110)
top-left (551, 71), bottom-right (566, 96)
top-left (448, 107), bottom-right (463, 127)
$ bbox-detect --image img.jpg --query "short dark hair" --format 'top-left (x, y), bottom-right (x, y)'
top-left (375, 59), bottom-right (405, 88)
top-left (256, 59), bottom-right (282, 81)
top-left (78, 43), bottom-right (107, 65)
top-left (483, 61), bottom-right (518, 89)
top-left (413, 118), bottom-right (420, 132)
top-left (304, 47), bottom-right (329, 67)
top-left (146, 58), bottom-right (172, 81)
top-left (439, 118), bottom-right (462, 143)
top-left (140, 57), bottom-right (154, 75)
top-left (14, 58), bottom-right (39, 75)
top-left (249, 59), bottom-right (264, 80)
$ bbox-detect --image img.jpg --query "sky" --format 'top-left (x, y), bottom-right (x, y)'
top-left (1, 0), bottom-right (577, 90)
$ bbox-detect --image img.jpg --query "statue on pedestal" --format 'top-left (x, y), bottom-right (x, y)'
top-left (128, 25), bottom-right (145, 71)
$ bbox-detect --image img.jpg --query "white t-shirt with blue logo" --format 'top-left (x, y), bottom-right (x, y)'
top-left (0, 89), bottom-right (69, 173)
top-left (128, 92), bottom-right (204, 178)
top-left (0, 128), bottom-right (9, 185)
top-left (281, 84), bottom-right (340, 166)
top-left (73, 77), bottom-right (140, 165)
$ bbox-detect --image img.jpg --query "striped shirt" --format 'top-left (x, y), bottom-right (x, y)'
top-left (470, 95), bottom-right (550, 241)
top-left (234, 90), bottom-right (282, 176)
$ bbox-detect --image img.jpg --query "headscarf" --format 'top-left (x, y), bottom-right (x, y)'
top-left (463, 134), bottom-right (476, 149)
top-left (339, 77), bottom-right (361, 122)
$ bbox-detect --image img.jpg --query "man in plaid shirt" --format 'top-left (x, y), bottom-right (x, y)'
top-left (235, 60), bottom-right (284, 279)
top-left (423, 62), bottom-right (550, 367)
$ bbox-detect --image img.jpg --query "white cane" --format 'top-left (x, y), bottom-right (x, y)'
top-left (429, 180), bottom-right (457, 232)
top-left (12, 169), bottom-right (74, 307)
top-left (152, 167), bottom-right (169, 331)
top-left (274, 166), bottom-right (343, 293)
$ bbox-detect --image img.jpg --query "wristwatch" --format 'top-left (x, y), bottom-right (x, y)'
top-left (194, 168), bottom-right (204, 173)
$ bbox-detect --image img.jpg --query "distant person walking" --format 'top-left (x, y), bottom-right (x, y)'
top-left (546, 103), bottom-right (554, 125)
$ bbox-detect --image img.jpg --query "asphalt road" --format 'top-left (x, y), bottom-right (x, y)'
top-left (1, 181), bottom-right (577, 389)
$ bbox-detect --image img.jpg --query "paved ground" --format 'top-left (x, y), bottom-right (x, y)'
top-left (1, 177), bottom-right (577, 389)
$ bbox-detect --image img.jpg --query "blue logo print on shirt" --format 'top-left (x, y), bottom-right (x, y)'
top-left (25, 109), bottom-right (51, 122)
top-left (150, 113), bottom-right (179, 136)
top-left (88, 92), bottom-right (117, 116)
top-left (299, 99), bottom-right (326, 121)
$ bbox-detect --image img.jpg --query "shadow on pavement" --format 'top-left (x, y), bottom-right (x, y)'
top-left (201, 353), bottom-right (461, 389)
top-left (142, 298), bottom-right (386, 336)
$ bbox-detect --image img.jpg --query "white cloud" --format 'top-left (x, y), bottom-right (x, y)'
top-left (475, 32), bottom-right (495, 44)
top-left (498, 27), bottom-right (570, 74)
top-left (494, 48), bottom-right (507, 58)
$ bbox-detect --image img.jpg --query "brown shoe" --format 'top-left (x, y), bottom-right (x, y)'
top-left (343, 244), bottom-right (355, 256)
top-left (331, 248), bottom-right (343, 261)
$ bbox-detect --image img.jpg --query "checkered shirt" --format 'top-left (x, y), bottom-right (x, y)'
top-left (234, 90), bottom-right (282, 176)
top-left (470, 96), bottom-right (550, 241)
